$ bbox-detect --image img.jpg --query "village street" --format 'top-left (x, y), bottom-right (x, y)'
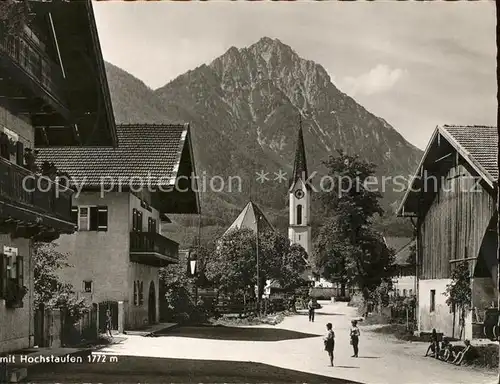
top-left (35, 301), bottom-right (494, 384)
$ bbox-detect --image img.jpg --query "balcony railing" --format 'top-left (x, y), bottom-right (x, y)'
top-left (0, 27), bottom-right (65, 104)
top-left (130, 232), bottom-right (179, 262)
top-left (0, 157), bottom-right (73, 224)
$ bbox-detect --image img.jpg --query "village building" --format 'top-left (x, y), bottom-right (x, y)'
top-left (0, 1), bottom-right (117, 353)
top-left (384, 237), bottom-right (416, 297)
top-left (36, 123), bottom-right (200, 332)
top-left (398, 125), bottom-right (497, 340)
top-left (222, 201), bottom-right (275, 237)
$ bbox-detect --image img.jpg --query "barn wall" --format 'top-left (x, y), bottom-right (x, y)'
top-left (419, 162), bottom-right (495, 280)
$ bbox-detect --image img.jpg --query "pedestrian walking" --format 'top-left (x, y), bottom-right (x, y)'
top-left (105, 309), bottom-right (113, 338)
top-left (323, 323), bottom-right (335, 366)
top-left (308, 298), bottom-right (315, 322)
top-left (350, 320), bottom-right (360, 357)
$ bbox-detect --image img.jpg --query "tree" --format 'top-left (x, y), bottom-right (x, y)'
top-left (205, 228), bottom-right (257, 297)
top-left (444, 261), bottom-right (471, 339)
top-left (314, 151), bottom-right (392, 297)
top-left (205, 228), bottom-right (308, 300)
top-left (0, 0), bottom-right (31, 37)
top-left (33, 242), bottom-right (89, 321)
top-left (159, 245), bottom-right (211, 321)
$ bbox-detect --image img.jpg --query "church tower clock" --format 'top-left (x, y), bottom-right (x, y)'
top-left (288, 119), bottom-right (312, 256)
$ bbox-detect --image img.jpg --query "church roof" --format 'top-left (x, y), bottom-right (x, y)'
top-left (289, 123), bottom-right (312, 191)
top-left (222, 201), bottom-right (275, 237)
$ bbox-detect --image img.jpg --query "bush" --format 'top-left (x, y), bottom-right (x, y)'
top-left (175, 312), bottom-right (190, 324)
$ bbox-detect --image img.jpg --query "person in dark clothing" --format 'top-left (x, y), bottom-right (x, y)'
top-left (105, 309), bottom-right (113, 338)
top-left (308, 298), bottom-right (315, 322)
top-left (324, 323), bottom-right (335, 366)
top-left (425, 329), bottom-right (439, 358)
top-left (350, 320), bottom-right (360, 357)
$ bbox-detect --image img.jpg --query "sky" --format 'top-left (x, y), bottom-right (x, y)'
top-left (92, 1), bottom-right (497, 150)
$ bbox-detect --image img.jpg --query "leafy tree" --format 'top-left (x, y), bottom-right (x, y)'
top-left (0, 0), bottom-right (31, 37)
top-left (205, 228), bottom-right (307, 300)
top-left (444, 261), bottom-right (471, 339)
top-left (314, 151), bottom-right (392, 297)
top-left (33, 242), bottom-right (89, 322)
top-left (160, 245), bottom-right (211, 321)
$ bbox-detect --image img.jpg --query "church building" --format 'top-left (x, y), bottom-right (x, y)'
top-left (288, 123), bottom-right (317, 285)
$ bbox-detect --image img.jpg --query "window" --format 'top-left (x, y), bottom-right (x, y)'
top-left (73, 206), bottom-right (108, 231)
top-left (0, 252), bottom-right (23, 305)
top-left (296, 204), bottom-right (302, 225)
top-left (139, 281), bottom-right (144, 305)
top-left (430, 290), bottom-right (436, 312)
top-left (83, 280), bottom-right (92, 293)
top-left (148, 218), bottom-right (157, 233)
top-left (298, 235), bottom-right (301, 241)
top-left (132, 209), bottom-right (143, 232)
top-left (78, 207), bottom-right (89, 231)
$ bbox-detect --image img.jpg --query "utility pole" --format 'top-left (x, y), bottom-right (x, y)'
top-left (496, 1), bottom-right (500, 382)
top-left (256, 214), bottom-right (260, 316)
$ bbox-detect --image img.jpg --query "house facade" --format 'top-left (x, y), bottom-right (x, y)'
top-left (0, 1), bottom-right (116, 353)
top-left (36, 124), bottom-right (200, 332)
top-left (385, 237), bottom-right (416, 297)
top-left (398, 125), bottom-right (497, 340)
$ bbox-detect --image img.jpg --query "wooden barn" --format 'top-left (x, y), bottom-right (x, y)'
top-left (398, 125), bottom-right (497, 340)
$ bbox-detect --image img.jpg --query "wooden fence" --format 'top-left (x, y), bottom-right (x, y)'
top-left (35, 304), bottom-right (98, 348)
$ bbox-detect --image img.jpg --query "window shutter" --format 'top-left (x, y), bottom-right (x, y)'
top-left (0, 254), bottom-right (5, 298)
top-left (89, 206), bottom-right (98, 231)
top-left (133, 281), bottom-right (137, 306)
top-left (16, 141), bottom-right (24, 166)
top-left (16, 256), bottom-right (23, 288)
top-left (132, 209), bottom-right (137, 232)
top-left (138, 211), bottom-right (143, 232)
top-left (71, 207), bottom-right (78, 226)
top-left (97, 206), bottom-right (108, 231)
top-left (139, 281), bottom-right (144, 305)
top-left (0, 133), bottom-right (9, 159)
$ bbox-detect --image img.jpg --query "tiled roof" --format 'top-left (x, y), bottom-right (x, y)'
top-left (441, 125), bottom-right (498, 182)
top-left (289, 125), bottom-right (312, 191)
top-left (36, 124), bottom-right (188, 187)
top-left (222, 201), bottom-right (275, 237)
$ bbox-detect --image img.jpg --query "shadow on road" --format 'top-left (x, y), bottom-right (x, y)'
top-left (356, 357), bottom-right (380, 359)
top-left (334, 366), bottom-right (359, 369)
top-left (156, 325), bottom-right (320, 341)
top-left (27, 356), bottom-right (365, 383)
top-left (296, 312), bottom-right (346, 316)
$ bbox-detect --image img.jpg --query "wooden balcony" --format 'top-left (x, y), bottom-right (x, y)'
top-left (0, 26), bottom-right (69, 120)
top-left (0, 157), bottom-right (74, 241)
top-left (130, 232), bottom-right (179, 267)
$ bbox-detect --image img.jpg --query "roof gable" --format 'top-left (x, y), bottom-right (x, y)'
top-left (223, 201), bottom-right (275, 237)
top-left (398, 125), bottom-right (497, 216)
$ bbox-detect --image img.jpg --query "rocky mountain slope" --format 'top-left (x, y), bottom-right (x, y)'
top-left (105, 37), bottom-right (422, 240)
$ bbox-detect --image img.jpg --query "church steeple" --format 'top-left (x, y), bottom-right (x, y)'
top-left (289, 115), bottom-right (311, 190)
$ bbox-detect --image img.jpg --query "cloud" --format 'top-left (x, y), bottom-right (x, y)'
top-left (342, 64), bottom-right (406, 96)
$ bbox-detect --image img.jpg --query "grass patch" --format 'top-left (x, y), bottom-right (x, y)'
top-left (371, 324), bottom-right (420, 342)
top-left (462, 344), bottom-right (498, 369)
top-left (209, 310), bottom-right (293, 327)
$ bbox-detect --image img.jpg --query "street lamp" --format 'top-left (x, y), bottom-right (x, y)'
top-left (255, 214), bottom-right (262, 315)
top-left (187, 249), bottom-right (198, 303)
